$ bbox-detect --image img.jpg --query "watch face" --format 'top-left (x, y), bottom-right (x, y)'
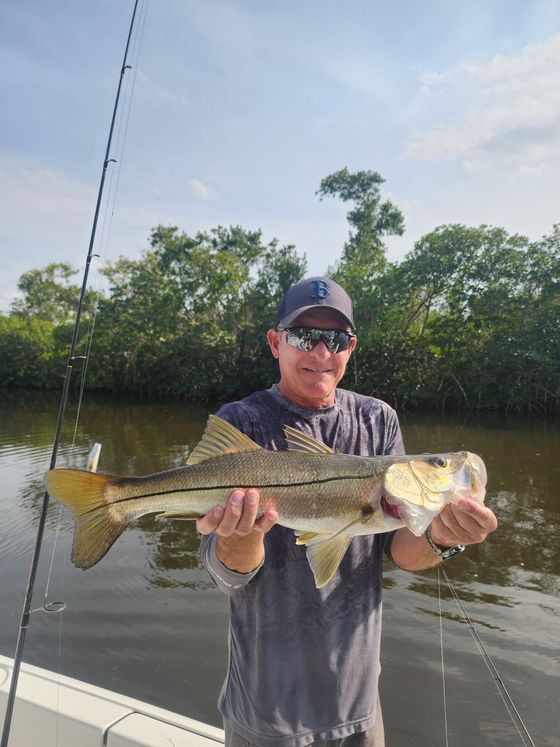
top-left (441, 545), bottom-right (465, 560)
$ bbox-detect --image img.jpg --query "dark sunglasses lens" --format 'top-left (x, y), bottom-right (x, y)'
top-left (285, 328), bottom-right (352, 353)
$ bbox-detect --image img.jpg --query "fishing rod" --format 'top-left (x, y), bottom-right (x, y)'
top-left (0, 2), bottom-right (141, 744)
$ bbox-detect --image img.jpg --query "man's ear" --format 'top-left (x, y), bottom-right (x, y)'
top-left (267, 328), bottom-right (280, 359)
top-left (349, 335), bottom-right (357, 355)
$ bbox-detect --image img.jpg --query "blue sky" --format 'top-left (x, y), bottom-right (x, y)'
top-left (1, 0), bottom-right (560, 310)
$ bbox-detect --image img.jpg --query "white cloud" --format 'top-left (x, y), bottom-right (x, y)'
top-left (0, 157), bottom-right (169, 310)
top-left (0, 158), bottom-right (94, 244)
top-left (403, 32), bottom-right (560, 172)
top-left (188, 179), bottom-right (210, 199)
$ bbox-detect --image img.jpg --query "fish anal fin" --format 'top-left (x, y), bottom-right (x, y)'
top-left (304, 533), bottom-right (353, 589)
top-left (283, 425), bottom-right (335, 455)
top-left (294, 530), bottom-right (323, 545)
top-left (187, 416), bottom-right (262, 465)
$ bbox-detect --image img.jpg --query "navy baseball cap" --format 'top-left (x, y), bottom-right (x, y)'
top-left (274, 277), bottom-right (355, 331)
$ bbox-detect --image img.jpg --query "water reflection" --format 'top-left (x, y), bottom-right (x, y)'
top-left (3, 391), bottom-right (559, 597)
top-left (1, 390), bottom-right (559, 743)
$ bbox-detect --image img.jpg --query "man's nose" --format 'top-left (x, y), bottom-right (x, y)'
top-left (308, 340), bottom-right (331, 359)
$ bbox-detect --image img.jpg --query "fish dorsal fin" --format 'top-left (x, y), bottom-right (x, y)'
top-left (283, 425), bottom-right (335, 455)
top-left (187, 415), bottom-right (262, 465)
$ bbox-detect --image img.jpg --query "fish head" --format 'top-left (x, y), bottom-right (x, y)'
top-left (381, 451), bottom-right (488, 536)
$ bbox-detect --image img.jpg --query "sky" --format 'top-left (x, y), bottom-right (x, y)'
top-left (1, 0), bottom-right (560, 311)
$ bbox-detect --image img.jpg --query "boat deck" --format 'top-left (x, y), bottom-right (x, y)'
top-left (0, 655), bottom-right (224, 746)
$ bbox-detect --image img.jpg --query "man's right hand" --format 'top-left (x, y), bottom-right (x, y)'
top-left (197, 489), bottom-right (278, 573)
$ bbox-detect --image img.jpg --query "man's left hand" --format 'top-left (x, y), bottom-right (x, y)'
top-left (429, 499), bottom-right (498, 548)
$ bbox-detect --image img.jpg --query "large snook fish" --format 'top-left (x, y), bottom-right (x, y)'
top-left (45, 415), bottom-right (487, 588)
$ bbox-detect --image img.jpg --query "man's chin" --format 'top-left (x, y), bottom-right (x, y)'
top-left (299, 382), bottom-right (336, 407)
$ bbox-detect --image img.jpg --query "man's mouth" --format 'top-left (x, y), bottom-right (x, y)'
top-left (381, 495), bottom-right (402, 520)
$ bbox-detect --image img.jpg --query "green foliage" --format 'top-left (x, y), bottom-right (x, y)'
top-left (85, 225), bottom-right (306, 400)
top-left (354, 223), bottom-right (560, 413)
top-left (2, 170), bottom-right (558, 415)
top-left (0, 314), bottom-right (58, 387)
top-left (11, 262), bottom-right (96, 324)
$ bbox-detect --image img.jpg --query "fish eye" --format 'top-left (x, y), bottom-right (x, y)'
top-left (432, 457), bottom-right (447, 468)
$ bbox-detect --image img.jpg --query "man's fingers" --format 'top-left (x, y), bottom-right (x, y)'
top-left (434, 506), bottom-right (464, 542)
top-left (458, 499), bottom-right (498, 532)
top-left (215, 489), bottom-right (246, 536)
top-left (197, 489), bottom-right (277, 538)
top-left (255, 509), bottom-right (278, 533)
top-left (432, 501), bottom-right (498, 546)
top-left (196, 505), bottom-right (224, 535)
top-left (234, 489), bottom-right (260, 536)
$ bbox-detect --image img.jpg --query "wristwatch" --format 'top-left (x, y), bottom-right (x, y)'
top-left (424, 526), bottom-right (465, 560)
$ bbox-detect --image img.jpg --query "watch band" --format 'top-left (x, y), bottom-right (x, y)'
top-left (425, 526), bottom-right (465, 561)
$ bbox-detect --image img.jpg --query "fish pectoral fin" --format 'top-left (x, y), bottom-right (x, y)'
top-left (157, 511), bottom-right (200, 520)
top-left (283, 425), bottom-right (335, 455)
top-left (304, 533), bottom-right (353, 589)
top-left (187, 415), bottom-right (262, 465)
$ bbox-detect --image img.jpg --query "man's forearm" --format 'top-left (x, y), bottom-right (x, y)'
top-left (389, 526), bottom-right (442, 571)
top-left (216, 531), bottom-right (266, 574)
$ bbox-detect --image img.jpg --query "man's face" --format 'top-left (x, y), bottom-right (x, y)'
top-left (267, 308), bottom-right (357, 409)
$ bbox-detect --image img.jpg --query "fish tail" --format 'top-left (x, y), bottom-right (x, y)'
top-left (46, 469), bottom-right (127, 570)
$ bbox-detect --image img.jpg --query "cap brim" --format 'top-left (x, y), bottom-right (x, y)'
top-left (278, 305), bottom-right (355, 331)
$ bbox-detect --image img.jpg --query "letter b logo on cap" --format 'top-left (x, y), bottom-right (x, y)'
top-left (311, 280), bottom-right (330, 299)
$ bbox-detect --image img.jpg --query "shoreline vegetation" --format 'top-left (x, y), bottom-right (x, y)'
top-left (1, 169), bottom-right (558, 415)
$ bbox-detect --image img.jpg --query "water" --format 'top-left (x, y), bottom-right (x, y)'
top-left (0, 390), bottom-right (558, 745)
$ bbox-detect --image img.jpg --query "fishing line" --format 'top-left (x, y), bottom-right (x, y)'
top-left (33, 505), bottom-right (67, 615)
top-left (440, 567), bottom-right (536, 747)
top-left (0, 3), bottom-right (143, 744)
top-left (53, 543), bottom-right (67, 747)
top-left (437, 567), bottom-right (450, 747)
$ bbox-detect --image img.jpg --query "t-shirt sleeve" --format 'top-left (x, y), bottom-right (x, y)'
top-left (200, 533), bottom-right (263, 596)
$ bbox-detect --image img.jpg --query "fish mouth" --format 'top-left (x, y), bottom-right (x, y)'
top-left (381, 495), bottom-right (402, 520)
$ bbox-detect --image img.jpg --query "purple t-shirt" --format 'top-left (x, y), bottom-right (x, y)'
top-left (200, 385), bottom-right (405, 747)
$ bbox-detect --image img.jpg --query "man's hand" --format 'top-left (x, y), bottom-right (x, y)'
top-left (390, 498), bottom-right (498, 571)
top-left (197, 489), bottom-right (278, 574)
top-left (429, 498), bottom-right (498, 549)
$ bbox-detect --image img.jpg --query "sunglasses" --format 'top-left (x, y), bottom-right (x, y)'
top-left (277, 326), bottom-right (356, 353)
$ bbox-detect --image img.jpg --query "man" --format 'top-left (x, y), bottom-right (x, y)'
top-left (198, 276), bottom-right (497, 747)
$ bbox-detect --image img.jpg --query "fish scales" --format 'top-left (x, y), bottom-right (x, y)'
top-left (45, 415), bottom-right (487, 587)
top-left (103, 451), bottom-right (386, 535)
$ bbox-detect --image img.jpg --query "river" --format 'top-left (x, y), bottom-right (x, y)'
top-left (0, 389), bottom-right (558, 745)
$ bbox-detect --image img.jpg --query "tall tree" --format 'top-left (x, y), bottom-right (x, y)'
top-left (11, 262), bottom-right (95, 324)
top-left (317, 168), bottom-right (404, 290)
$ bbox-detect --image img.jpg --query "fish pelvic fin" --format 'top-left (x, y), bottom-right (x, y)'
top-left (46, 469), bottom-right (126, 570)
top-left (187, 415), bottom-right (262, 465)
top-left (303, 532), bottom-right (353, 589)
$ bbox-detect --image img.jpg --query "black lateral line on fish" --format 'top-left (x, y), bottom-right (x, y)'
top-left (80, 472), bottom-right (377, 516)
